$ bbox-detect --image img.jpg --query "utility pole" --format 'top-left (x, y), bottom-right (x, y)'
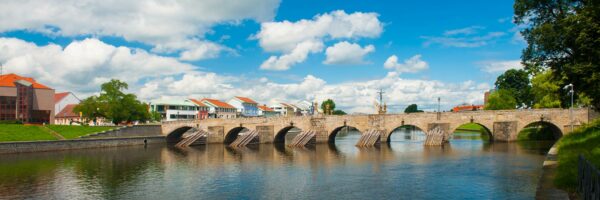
top-left (437, 97), bottom-right (441, 120)
top-left (564, 83), bottom-right (574, 132)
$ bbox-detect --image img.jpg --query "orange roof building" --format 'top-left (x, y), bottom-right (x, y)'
top-left (452, 104), bottom-right (484, 112)
top-left (0, 73), bottom-right (55, 124)
top-left (201, 98), bottom-right (237, 119)
top-left (228, 96), bottom-right (260, 117)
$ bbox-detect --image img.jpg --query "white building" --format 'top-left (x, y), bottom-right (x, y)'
top-left (227, 96), bottom-right (259, 117)
top-left (54, 92), bottom-right (80, 115)
top-left (201, 98), bottom-right (237, 119)
top-left (270, 103), bottom-right (295, 117)
top-left (149, 99), bottom-right (199, 121)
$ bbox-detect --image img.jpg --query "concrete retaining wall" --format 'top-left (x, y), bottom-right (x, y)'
top-left (82, 125), bottom-right (162, 139)
top-left (0, 136), bottom-right (165, 154)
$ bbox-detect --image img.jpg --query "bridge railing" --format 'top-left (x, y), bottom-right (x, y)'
top-left (578, 155), bottom-right (600, 200)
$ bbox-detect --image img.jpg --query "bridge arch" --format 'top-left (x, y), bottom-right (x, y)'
top-left (166, 126), bottom-right (194, 143)
top-left (386, 124), bottom-right (426, 142)
top-left (224, 127), bottom-right (251, 144)
top-left (328, 126), bottom-right (362, 144)
top-left (450, 122), bottom-right (493, 141)
top-left (518, 120), bottom-right (563, 140)
top-left (274, 126), bottom-right (303, 144)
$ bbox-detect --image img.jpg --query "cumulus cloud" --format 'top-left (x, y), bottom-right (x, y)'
top-left (260, 40), bottom-right (324, 71)
top-left (383, 55), bottom-right (428, 73)
top-left (0, 37), bottom-right (194, 95)
top-left (0, 0), bottom-right (281, 61)
top-left (422, 26), bottom-right (506, 48)
top-left (324, 41), bottom-right (375, 65)
top-left (478, 60), bottom-right (524, 73)
top-left (255, 10), bottom-right (383, 70)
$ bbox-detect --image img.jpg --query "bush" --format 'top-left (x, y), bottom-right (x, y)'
top-left (0, 120), bottom-right (22, 124)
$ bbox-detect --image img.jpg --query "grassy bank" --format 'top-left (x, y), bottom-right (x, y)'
top-left (455, 123), bottom-right (488, 134)
top-left (517, 127), bottom-right (556, 141)
top-left (46, 125), bottom-right (114, 139)
top-left (554, 119), bottom-right (600, 192)
top-left (0, 124), bottom-right (114, 142)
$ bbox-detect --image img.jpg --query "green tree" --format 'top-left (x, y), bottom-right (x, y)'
top-left (531, 70), bottom-right (562, 108)
top-left (321, 99), bottom-right (336, 115)
top-left (404, 104), bottom-right (423, 113)
top-left (495, 69), bottom-right (532, 108)
top-left (332, 110), bottom-right (347, 115)
top-left (75, 79), bottom-right (150, 125)
top-left (514, 0), bottom-right (600, 110)
top-left (485, 89), bottom-right (518, 110)
top-left (150, 111), bottom-right (162, 122)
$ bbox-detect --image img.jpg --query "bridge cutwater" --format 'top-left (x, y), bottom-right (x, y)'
top-left (162, 108), bottom-right (592, 145)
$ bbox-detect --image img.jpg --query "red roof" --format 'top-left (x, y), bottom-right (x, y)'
top-left (189, 98), bottom-right (208, 107)
top-left (235, 96), bottom-right (258, 104)
top-left (258, 105), bottom-right (274, 111)
top-left (0, 73), bottom-right (51, 89)
top-left (201, 98), bottom-right (235, 109)
top-left (56, 104), bottom-right (79, 118)
top-left (55, 92), bottom-right (70, 103)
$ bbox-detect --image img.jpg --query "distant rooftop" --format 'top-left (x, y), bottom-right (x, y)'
top-left (149, 99), bottom-right (197, 106)
top-left (0, 73), bottom-right (51, 89)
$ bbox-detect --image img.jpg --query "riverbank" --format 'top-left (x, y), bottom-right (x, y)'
top-left (0, 124), bottom-right (115, 142)
top-left (0, 136), bottom-right (165, 154)
top-left (553, 119), bottom-right (600, 196)
top-left (454, 123), bottom-right (487, 133)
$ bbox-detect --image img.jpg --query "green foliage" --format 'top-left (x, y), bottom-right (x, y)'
top-left (332, 110), bottom-right (347, 115)
top-left (321, 99), bottom-right (336, 114)
top-left (495, 69), bottom-right (532, 108)
top-left (0, 125), bottom-right (58, 142)
top-left (46, 125), bottom-right (114, 139)
top-left (150, 111), bottom-right (162, 122)
top-left (514, 0), bottom-right (600, 110)
top-left (75, 79), bottom-right (150, 125)
top-left (0, 120), bottom-right (22, 124)
top-left (517, 126), bottom-right (557, 141)
top-left (531, 70), bottom-right (562, 108)
top-left (404, 104), bottom-right (423, 113)
top-left (554, 119), bottom-right (600, 191)
top-left (484, 89), bottom-right (517, 110)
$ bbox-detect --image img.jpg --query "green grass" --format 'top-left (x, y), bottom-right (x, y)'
top-left (455, 123), bottom-right (488, 134)
top-left (554, 119), bottom-right (600, 192)
top-left (0, 124), bottom-right (58, 142)
top-left (46, 125), bottom-right (114, 139)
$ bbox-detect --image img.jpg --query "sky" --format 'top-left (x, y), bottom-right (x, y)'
top-left (0, 0), bottom-right (526, 113)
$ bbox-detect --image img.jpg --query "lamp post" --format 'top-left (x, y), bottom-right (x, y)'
top-left (563, 83), bottom-right (574, 132)
top-left (437, 97), bottom-right (441, 120)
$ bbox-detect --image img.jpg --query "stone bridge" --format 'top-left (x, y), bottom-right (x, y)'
top-left (161, 108), bottom-right (593, 144)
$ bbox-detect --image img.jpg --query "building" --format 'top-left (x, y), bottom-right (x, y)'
top-left (0, 74), bottom-right (55, 124)
top-left (295, 100), bottom-right (314, 115)
top-left (149, 99), bottom-right (199, 121)
top-left (189, 99), bottom-right (210, 120)
top-left (258, 104), bottom-right (278, 117)
top-left (54, 104), bottom-right (81, 125)
top-left (54, 92), bottom-right (81, 124)
top-left (227, 96), bottom-right (259, 117)
top-left (452, 104), bottom-right (484, 112)
top-left (201, 98), bottom-right (237, 119)
top-left (270, 103), bottom-right (295, 117)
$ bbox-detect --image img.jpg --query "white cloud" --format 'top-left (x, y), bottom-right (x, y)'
top-left (255, 10), bottom-right (383, 70)
top-left (0, 0), bottom-right (281, 61)
top-left (324, 41), bottom-right (375, 65)
top-left (260, 40), bottom-right (324, 71)
top-left (0, 37), bottom-right (194, 95)
top-left (479, 60), bottom-right (524, 73)
top-left (383, 54), bottom-right (428, 73)
top-left (422, 26), bottom-right (506, 48)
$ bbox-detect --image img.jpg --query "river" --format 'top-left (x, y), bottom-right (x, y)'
top-left (0, 129), bottom-right (553, 199)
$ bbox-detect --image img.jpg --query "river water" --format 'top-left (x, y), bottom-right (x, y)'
top-left (0, 129), bottom-right (553, 199)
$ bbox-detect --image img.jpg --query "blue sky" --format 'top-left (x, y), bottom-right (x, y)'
top-left (0, 0), bottom-right (525, 113)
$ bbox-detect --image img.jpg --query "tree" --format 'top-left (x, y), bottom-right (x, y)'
top-left (514, 0), bottom-right (600, 110)
top-left (404, 104), bottom-right (423, 113)
top-left (332, 110), bottom-right (347, 115)
top-left (321, 99), bottom-right (336, 115)
top-left (531, 70), bottom-right (562, 108)
top-left (495, 69), bottom-right (532, 108)
top-left (150, 111), bottom-right (162, 122)
top-left (75, 79), bottom-right (151, 125)
top-left (484, 89), bottom-right (518, 110)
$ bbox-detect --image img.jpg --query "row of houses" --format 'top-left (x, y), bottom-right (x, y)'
top-left (149, 97), bottom-right (316, 121)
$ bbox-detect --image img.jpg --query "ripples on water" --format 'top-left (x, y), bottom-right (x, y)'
top-left (0, 129), bottom-right (554, 199)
